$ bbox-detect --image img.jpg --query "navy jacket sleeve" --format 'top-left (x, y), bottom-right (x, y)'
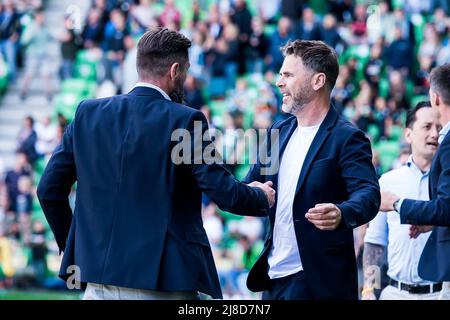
top-left (185, 111), bottom-right (269, 216)
top-left (336, 129), bottom-right (381, 229)
top-left (242, 122), bottom-right (277, 185)
top-left (400, 137), bottom-right (450, 226)
top-left (37, 121), bottom-right (77, 253)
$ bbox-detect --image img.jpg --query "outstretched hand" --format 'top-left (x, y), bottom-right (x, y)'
top-left (249, 181), bottom-right (276, 208)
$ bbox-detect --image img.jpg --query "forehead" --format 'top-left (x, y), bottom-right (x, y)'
top-left (414, 107), bottom-right (439, 124)
top-left (281, 55), bottom-right (304, 71)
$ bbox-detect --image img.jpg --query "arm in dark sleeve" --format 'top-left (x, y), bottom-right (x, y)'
top-left (242, 122), bottom-right (279, 184)
top-left (400, 138), bottom-right (450, 226)
top-left (336, 130), bottom-right (381, 229)
top-left (37, 121), bottom-right (77, 252)
top-left (185, 111), bottom-right (269, 216)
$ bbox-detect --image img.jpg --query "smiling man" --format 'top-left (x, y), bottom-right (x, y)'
top-left (242, 40), bottom-right (381, 299)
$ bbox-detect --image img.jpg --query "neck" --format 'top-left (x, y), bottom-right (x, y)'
top-left (441, 104), bottom-right (450, 128)
top-left (295, 94), bottom-right (330, 127)
top-left (138, 77), bottom-right (170, 94)
top-left (411, 155), bottom-right (431, 173)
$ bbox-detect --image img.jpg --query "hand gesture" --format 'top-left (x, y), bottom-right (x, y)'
top-left (249, 181), bottom-right (276, 208)
top-left (305, 203), bottom-right (342, 231)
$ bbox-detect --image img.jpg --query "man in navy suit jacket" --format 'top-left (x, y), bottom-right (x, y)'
top-left (242, 40), bottom-right (380, 299)
top-left (37, 28), bottom-right (275, 300)
top-left (382, 64), bottom-right (450, 284)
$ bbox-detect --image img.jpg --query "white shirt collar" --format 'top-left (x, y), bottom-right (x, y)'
top-left (133, 82), bottom-right (171, 101)
top-left (406, 155), bottom-right (430, 177)
top-left (439, 120), bottom-right (450, 144)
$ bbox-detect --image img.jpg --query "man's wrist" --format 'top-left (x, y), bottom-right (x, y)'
top-left (393, 198), bottom-right (401, 212)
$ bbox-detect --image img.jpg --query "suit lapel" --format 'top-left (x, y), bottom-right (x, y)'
top-left (294, 106), bottom-right (338, 196)
top-left (271, 117), bottom-right (298, 193)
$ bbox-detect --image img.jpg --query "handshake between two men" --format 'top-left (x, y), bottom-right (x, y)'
top-left (248, 181), bottom-right (343, 231)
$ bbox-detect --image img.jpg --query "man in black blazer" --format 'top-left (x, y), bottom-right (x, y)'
top-left (382, 64), bottom-right (450, 284)
top-left (37, 28), bottom-right (275, 300)
top-left (242, 40), bottom-right (381, 299)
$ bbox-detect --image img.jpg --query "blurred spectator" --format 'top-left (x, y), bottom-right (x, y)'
top-left (188, 30), bottom-right (206, 80)
top-left (0, 0), bottom-right (21, 82)
top-left (184, 74), bottom-right (205, 110)
top-left (35, 116), bottom-right (57, 158)
top-left (16, 175), bottom-right (32, 244)
top-left (321, 14), bottom-right (342, 50)
top-left (81, 8), bottom-right (104, 49)
top-left (4, 152), bottom-right (32, 225)
top-left (19, 10), bottom-right (54, 101)
top-left (121, 35), bottom-right (138, 93)
top-left (59, 14), bottom-right (82, 80)
top-left (329, 0), bottom-right (354, 23)
top-left (256, 0), bottom-right (279, 24)
top-left (129, 0), bottom-right (155, 36)
top-left (202, 202), bottom-right (224, 248)
top-left (364, 43), bottom-right (385, 96)
top-left (385, 26), bottom-right (413, 75)
top-left (28, 220), bottom-right (48, 284)
top-left (100, 9), bottom-right (128, 91)
top-left (280, 0), bottom-right (304, 29)
top-left (17, 116), bottom-right (38, 165)
top-left (267, 17), bottom-right (294, 72)
top-left (159, 0), bottom-right (181, 30)
top-left (298, 7), bottom-right (321, 41)
top-left (230, 0), bottom-right (252, 74)
top-left (247, 16), bottom-right (269, 74)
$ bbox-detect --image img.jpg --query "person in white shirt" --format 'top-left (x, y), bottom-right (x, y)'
top-left (381, 63), bottom-right (450, 295)
top-left (243, 40), bottom-right (380, 300)
top-left (363, 101), bottom-right (443, 300)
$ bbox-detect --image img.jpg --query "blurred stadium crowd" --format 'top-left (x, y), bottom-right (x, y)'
top-left (1, 0), bottom-right (450, 299)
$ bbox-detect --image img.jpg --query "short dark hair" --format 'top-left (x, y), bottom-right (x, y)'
top-left (430, 63), bottom-right (450, 105)
top-left (281, 40), bottom-right (339, 91)
top-left (405, 101), bottom-right (431, 129)
top-left (136, 28), bottom-right (191, 78)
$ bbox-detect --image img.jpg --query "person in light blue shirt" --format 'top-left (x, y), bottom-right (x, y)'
top-left (363, 101), bottom-right (444, 300)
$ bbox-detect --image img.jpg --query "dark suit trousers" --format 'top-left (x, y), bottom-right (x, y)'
top-left (262, 271), bottom-right (313, 300)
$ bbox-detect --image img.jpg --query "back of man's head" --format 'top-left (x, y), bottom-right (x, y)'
top-left (136, 28), bottom-right (191, 80)
top-left (430, 63), bottom-right (450, 106)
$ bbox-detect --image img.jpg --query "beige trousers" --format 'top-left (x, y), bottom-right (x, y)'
top-left (83, 282), bottom-right (200, 300)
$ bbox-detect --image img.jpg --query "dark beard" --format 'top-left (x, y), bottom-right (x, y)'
top-left (169, 80), bottom-right (185, 104)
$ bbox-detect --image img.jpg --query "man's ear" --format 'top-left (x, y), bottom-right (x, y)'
top-left (170, 62), bottom-right (180, 81)
top-left (404, 127), bottom-right (412, 145)
top-left (435, 93), bottom-right (441, 106)
top-left (312, 73), bottom-right (326, 91)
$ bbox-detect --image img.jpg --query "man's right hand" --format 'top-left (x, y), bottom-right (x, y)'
top-left (248, 181), bottom-right (276, 208)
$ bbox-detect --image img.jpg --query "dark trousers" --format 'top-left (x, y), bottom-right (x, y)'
top-left (262, 271), bottom-right (313, 300)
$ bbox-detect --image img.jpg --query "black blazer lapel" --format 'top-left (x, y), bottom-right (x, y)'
top-left (294, 106), bottom-right (339, 196)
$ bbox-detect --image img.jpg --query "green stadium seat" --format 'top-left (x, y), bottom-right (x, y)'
top-left (53, 92), bottom-right (85, 122)
top-left (374, 140), bottom-right (400, 173)
top-left (209, 99), bottom-right (228, 128)
top-left (410, 95), bottom-right (429, 108)
top-left (389, 125), bottom-right (404, 142)
top-left (367, 124), bottom-right (380, 142)
top-left (74, 63), bottom-right (97, 82)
